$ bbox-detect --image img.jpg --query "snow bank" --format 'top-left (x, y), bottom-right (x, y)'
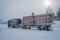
top-left (52, 21), bottom-right (60, 31)
top-left (0, 21), bottom-right (60, 40)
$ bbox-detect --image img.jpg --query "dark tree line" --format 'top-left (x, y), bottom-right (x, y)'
top-left (57, 8), bottom-right (60, 19)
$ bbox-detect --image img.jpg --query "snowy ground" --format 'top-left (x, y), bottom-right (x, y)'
top-left (0, 21), bottom-right (60, 40)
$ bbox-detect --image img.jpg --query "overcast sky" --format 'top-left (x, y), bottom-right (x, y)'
top-left (0, 0), bottom-right (60, 21)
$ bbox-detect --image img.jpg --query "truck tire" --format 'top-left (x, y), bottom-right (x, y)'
top-left (22, 26), bottom-right (31, 29)
top-left (12, 25), bottom-right (15, 28)
top-left (43, 27), bottom-right (45, 30)
top-left (45, 25), bottom-right (51, 31)
top-left (27, 27), bottom-right (31, 29)
top-left (28, 27), bottom-right (31, 29)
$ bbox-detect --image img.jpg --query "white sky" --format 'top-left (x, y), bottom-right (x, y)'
top-left (0, 0), bottom-right (60, 21)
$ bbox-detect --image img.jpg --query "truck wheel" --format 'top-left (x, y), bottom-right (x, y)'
top-left (38, 27), bottom-right (42, 30)
top-left (27, 27), bottom-right (31, 29)
top-left (45, 27), bottom-right (49, 31)
top-left (45, 25), bottom-right (50, 31)
top-left (43, 27), bottom-right (45, 30)
top-left (29, 27), bottom-right (31, 29)
top-left (12, 25), bottom-right (16, 28)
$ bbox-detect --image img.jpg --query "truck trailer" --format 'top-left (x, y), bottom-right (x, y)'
top-left (22, 13), bottom-right (55, 31)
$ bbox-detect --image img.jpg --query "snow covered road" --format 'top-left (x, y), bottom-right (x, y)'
top-left (0, 21), bottom-right (60, 40)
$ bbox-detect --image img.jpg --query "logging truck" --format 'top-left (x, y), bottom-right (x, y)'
top-left (8, 18), bottom-right (22, 28)
top-left (22, 13), bottom-right (55, 31)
